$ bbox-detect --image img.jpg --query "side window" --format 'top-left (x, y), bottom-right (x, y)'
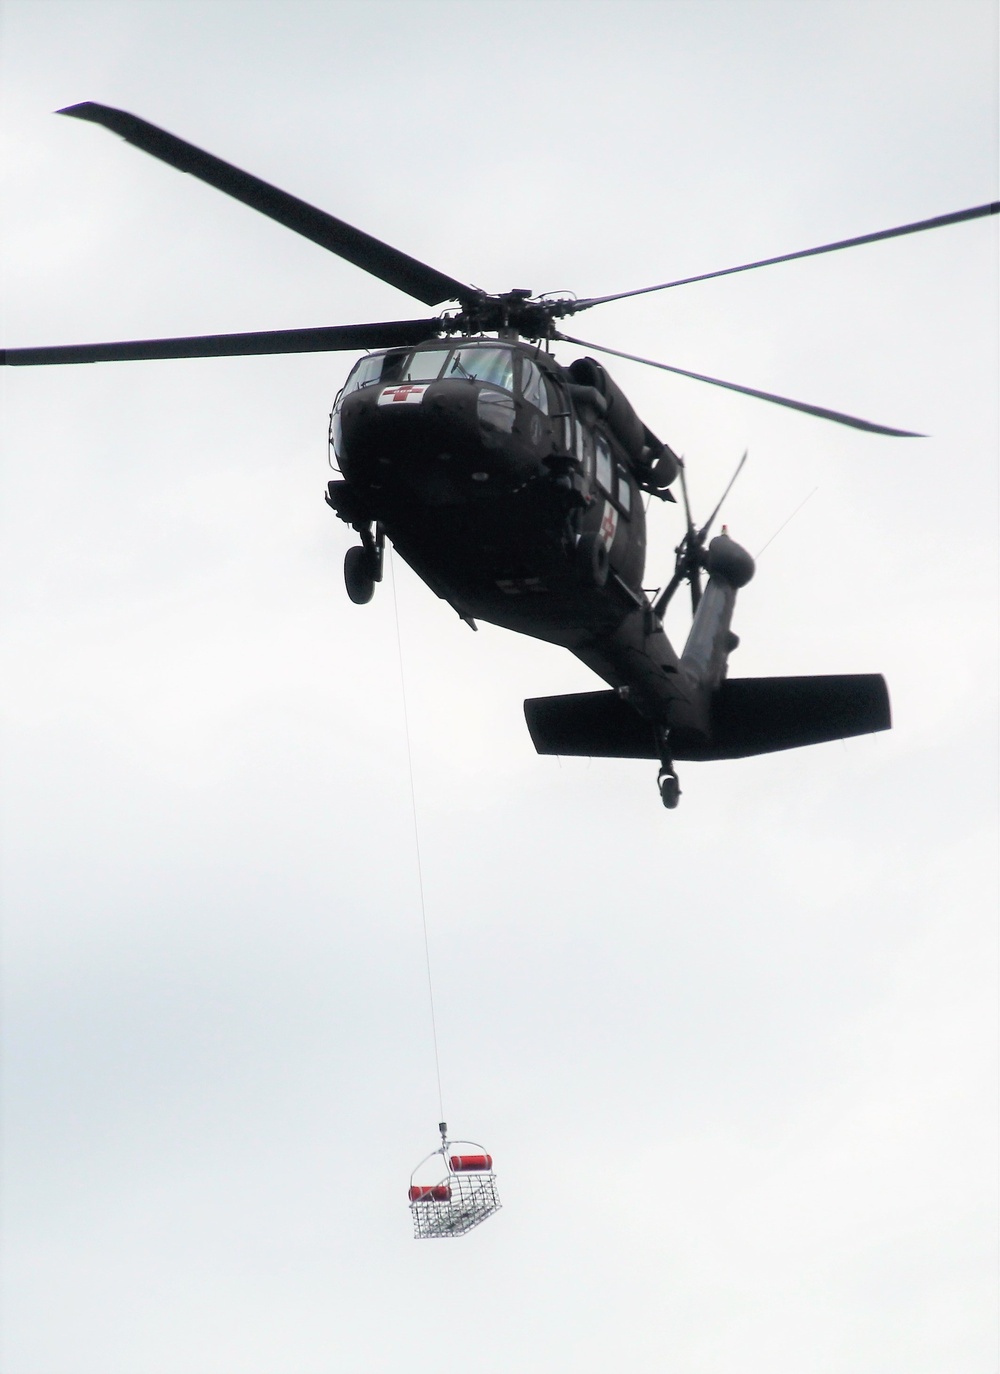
top-left (576, 422), bottom-right (592, 477)
top-left (545, 380), bottom-right (572, 452)
top-left (616, 467), bottom-right (632, 516)
top-left (595, 435), bottom-right (613, 495)
top-left (339, 349), bottom-right (406, 404)
top-left (521, 358), bottom-right (550, 414)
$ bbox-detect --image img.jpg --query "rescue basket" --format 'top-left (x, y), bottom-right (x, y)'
top-left (408, 1126), bottom-right (501, 1239)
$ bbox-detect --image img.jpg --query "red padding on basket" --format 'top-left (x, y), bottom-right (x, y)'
top-left (409, 1184), bottom-right (451, 1202)
top-left (450, 1153), bottom-right (492, 1172)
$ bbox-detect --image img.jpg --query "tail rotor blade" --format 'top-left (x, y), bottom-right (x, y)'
top-left (652, 456), bottom-right (705, 619)
top-left (698, 449), bottom-right (748, 541)
top-left (653, 451), bottom-right (746, 620)
top-left (676, 456), bottom-right (696, 540)
top-left (689, 563), bottom-right (703, 615)
top-left (653, 567), bottom-right (685, 617)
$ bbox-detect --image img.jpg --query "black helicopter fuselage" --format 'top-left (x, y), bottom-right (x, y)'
top-left (328, 337), bottom-right (674, 681)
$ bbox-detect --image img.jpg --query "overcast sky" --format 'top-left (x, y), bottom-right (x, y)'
top-left (1, 3), bottom-right (997, 1371)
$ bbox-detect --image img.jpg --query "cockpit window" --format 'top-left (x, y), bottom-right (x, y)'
top-left (399, 348), bottom-right (453, 382)
top-left (444, 346), bottom-right (514, 391)
top-left (342, 349), bottom-right (406, 398)
top-left (520, 358), bottom-right (550, 414)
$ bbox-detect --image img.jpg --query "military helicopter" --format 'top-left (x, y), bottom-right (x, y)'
top-left (4, 104), bottom-right (996, 807)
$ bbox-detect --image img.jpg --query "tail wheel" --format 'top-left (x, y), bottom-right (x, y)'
top-left (658, 770), bottom-right (681, 809)
top-left (344, 545), bottom-right (377, 604)
top-left (576, 531), bottom-right (610, 588)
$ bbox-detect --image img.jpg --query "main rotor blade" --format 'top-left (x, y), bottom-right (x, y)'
top-left (59, 103), bottom-right (474, 308)
top-left (554, 332), bottom-right (924, 437)
top-left (2, 318), bottom-right (440, 366)
top-left (571, 202), bottom-right (999, 311)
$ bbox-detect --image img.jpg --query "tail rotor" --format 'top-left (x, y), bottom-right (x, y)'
top-left (653, 450), bottom-right (748, 619)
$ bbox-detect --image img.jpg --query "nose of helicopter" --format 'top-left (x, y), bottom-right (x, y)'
top-left (337, 377), bottom-right (544, 503)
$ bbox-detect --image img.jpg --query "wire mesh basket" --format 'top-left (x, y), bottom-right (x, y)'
top-left (408, 1128), bottom-right (501, 1239)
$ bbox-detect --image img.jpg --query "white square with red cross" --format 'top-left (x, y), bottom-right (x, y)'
top-left (378, 384), bottom-right (429, 406)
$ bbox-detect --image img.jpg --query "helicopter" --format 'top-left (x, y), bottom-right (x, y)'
top-left (4, 104), bottom-right (997, 808)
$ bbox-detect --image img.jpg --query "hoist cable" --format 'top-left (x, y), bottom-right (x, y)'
top-left (389, 549), bottom-right (445, 1122)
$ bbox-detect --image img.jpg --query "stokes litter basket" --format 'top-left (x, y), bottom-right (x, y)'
top-left (408, 1127), bottom-right (501, 1239)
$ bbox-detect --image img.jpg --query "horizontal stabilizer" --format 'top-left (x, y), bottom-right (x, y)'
top-left (525, 690), bottom-right (656, 758)
top-left (524, 674), bottom-right (891, 762)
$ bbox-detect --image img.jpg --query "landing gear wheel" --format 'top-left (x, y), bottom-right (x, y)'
top-left (344, 545), bottom-right (377, 604)
top-left (658, 769), bottom-right (681, 810)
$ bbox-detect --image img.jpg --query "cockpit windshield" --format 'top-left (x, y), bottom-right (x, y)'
top-left (444, 346), bottom-right (514, 391)
top-left (397, 348), bottom-right (453, 382)
top-left (341, 343), bottom-right (516, 399)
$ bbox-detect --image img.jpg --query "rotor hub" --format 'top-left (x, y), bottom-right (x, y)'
top-left (445, 291), bottom-right (573, 342)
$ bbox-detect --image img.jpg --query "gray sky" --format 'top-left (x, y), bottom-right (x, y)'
top-left (1, 2), bottom-right (997, 1370)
